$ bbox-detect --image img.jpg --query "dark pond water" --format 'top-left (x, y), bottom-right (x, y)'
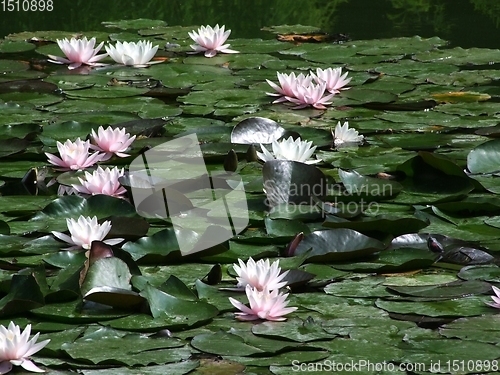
top-left (1, 0), bottom-right (499, 48)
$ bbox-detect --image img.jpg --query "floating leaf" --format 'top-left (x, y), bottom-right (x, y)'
top-left (81, 257), bottom-right (133, 297)
top-left (467, 139), bottom-right (500, 174)
top-left (262, 160), bottom-right (327, 207)
top-left (0, 273), bottom-right (45, 316)
top-left (102, 19), bottom-right (168, 29)
top-left (191, 331), bottom-right (264, 356)
top-left (60, 326), bottom-right (186, 366)
top-left (386, 280), bottom-right (491, 299)
top-left (323, 215), bottom-right (429, 237)
top-left (252, 318), bottom-right (335, 342)
top-left (375, 296), bottom-right (490, 318)
top-left (432, 91), bottom-right (491, 103)
top-left (458, 265), bottom-right (500, 282)
top-left (337, 169), bottom-right (402, 198)
top-left (0, 138), bottom-right (29, 158)
top-left (31, 195), bottom-right (138, 232)
top-left (294, 228), bottom-right (386, 262)
top-left (141, 284), bottom-right (218, 327)
top-left (230, 117), bottom-right (288, 144)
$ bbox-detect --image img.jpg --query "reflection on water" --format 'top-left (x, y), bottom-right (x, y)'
top-left (0, 0), bottom-right (498, 48)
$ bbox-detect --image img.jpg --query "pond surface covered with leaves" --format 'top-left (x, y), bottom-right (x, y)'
top-left (1, 18), bottom-right (500, 374)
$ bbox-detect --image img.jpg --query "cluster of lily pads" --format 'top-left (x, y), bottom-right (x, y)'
top-left (1, 17), bottom-right (500, 374)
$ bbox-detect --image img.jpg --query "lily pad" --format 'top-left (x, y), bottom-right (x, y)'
top-left (230, 117), bottom-right (288, 144)
top-left (294, 228), bottom-right (386, 262)
top-left (467, 139), bottom-right (500, 174)
top-left (262, 160), bottom-right (327, 207)
top-left (140, 284), bottom-right (218, 328)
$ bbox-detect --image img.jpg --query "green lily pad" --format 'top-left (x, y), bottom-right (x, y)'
top-left (332, 248), bottom-right (437, 273)
top-left (375, 296), bottom-right (491, 317)
top-left (60, 326), bottom-right (187, 366)
top-left (322, 215), bottom-right (429, 237)
top-left (440, 315), bottom-right (500, 344)
top-left (458, 265), bottom-right (500, 282)
top-left (0, 40), bottom-right (36, 53)
top-left (30, 195), bottom-right (138, 232)
top-left (294, 228), bottom-right (386, 262)
top-left (191, 331), bottom-right (264, 356)
top-left (141, 284), bottom-right (218, 327)
top-left (414, 47), bottom-right (500, 65)
top-left (32, 300), bottom-right (130, 324)
top-left (325, 276), bottom-right (393, 298)
top-left (0, 273), bottom-right (45, 316)
top-left (42, 121), bottom-right (99, 141)
top-left (0, 137), bottom-right (29, 158)
top-left (80, 361), bottom-right (199, 375)
top-left (338, 169), bottom-right (402, 198)
top-left (81, 257), bottom-right (133, 299)
top-left (386, 280), bottom-right (491, 299)
top-left (251, 317), bottom-right (336, 342)
top-left (102, 19), bottom-right (168, 30)
top-left (467, 139), bottom-right (500, 174)
top-left (122, 229), bottom-right (182, 263)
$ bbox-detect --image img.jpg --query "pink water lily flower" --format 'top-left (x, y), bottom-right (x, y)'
top-left (45, 138), bottom-right (104, 171)
top-left (105, 40), bottom-right (160, 67)
top-left (286, 81), bottom-right (335, 110)
top-left (233, 258), bottom-right (289, 291)
top-left (188, 24), bottom-right (239, 57)
top-left (72, 166), bottom-right (126, 197)
top-left (47, 37), bottom-right (108, 70)
top-left (52, 215), bottom-right (124, 250)
top-left (90, 126), bottom-right (136, 160)
top-left (487, 285), bottom-right (500, 308)
top-left (229, 285), bottom-right (297, 321)
top-left (0, 321), bottom-right (50, 374)
top-left (312, 67), bottom-right (351, 94)
top-left (266, 72), bottom-right (312, 103)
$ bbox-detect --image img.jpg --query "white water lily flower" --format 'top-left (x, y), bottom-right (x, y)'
top-left (105, 40), bottom-right (160, 67)
top-left (333, 121), bottom-right (364, 147)
top-left (72, 166), bottom-right (126, 197)
top-left (266, 72), bottom-right (313, 103)
top-left (257, 136), bottom-right (321, 164)
top-left (312, 67), bottom-right (351, 94)
top-left (47, 37), bottom-right (107, 70)
top-left (0, 321), bottom-right (50, 374)
top-left (233, 258), bottom-right (288, 291)
top-left (229, 285), bottom-right (297, 321)
top-left (57, 185), bottom-right (78, 196)
top-left (188, 24), bottom-right (238, 57)
top-left (52, 215), bottom-right (123, 250)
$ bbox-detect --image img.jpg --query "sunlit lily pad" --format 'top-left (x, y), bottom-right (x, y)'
top-left (263, 160), bottom-right (327, 207)
top-left (231, 117), bottom-right (287, 144)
